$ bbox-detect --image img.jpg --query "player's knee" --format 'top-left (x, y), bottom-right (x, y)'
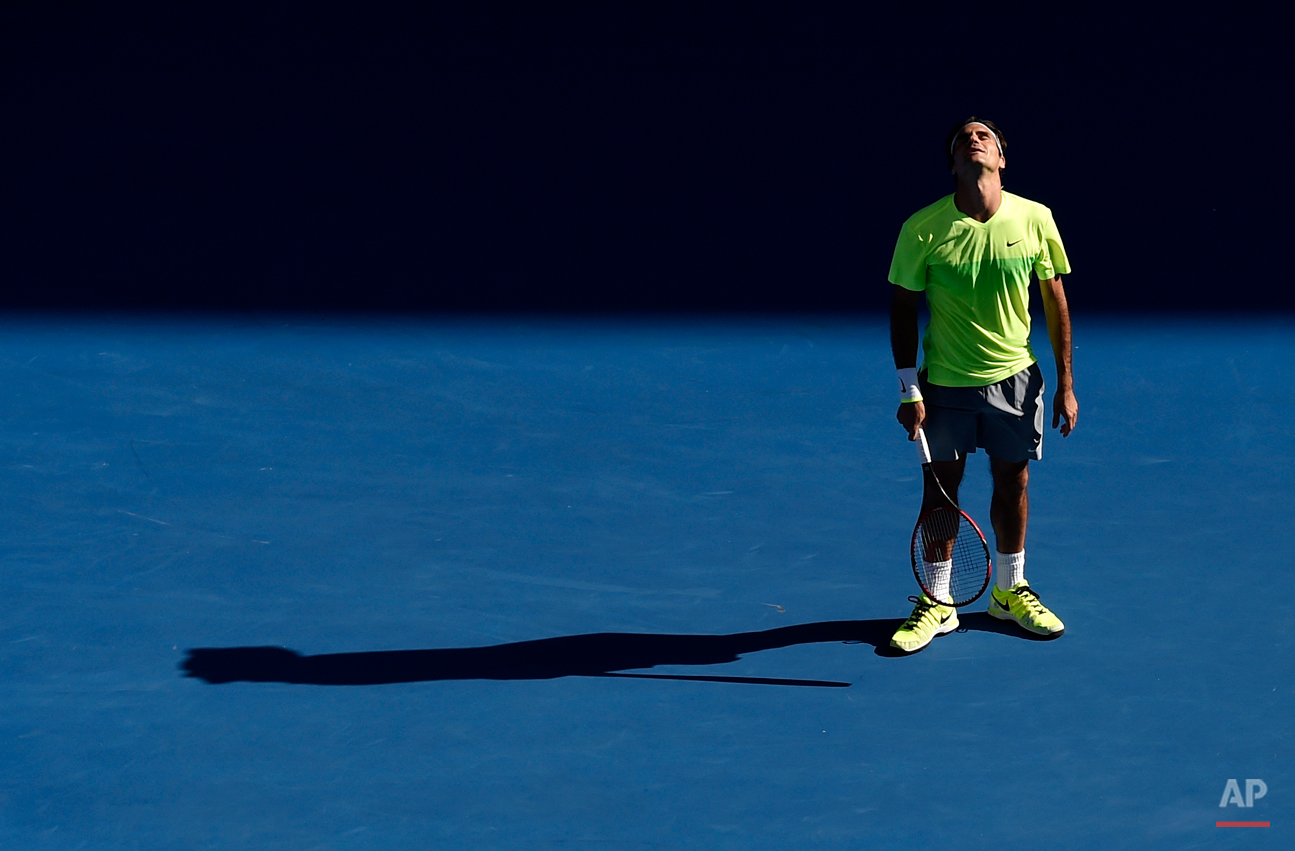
top-left (990, 459), bottom-right (1028, 492)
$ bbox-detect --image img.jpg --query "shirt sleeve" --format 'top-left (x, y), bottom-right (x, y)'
top-left (1033, 209), bottom-right (1071, 280)
top-left (887, 221), bottom-right (928, 291)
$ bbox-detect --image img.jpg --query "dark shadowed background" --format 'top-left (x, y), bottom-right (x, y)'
top-left (3, 2), bottom-right (1286, 314)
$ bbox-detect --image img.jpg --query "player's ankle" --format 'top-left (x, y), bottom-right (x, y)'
top-left (995, 549), bottom-right (1025, 591)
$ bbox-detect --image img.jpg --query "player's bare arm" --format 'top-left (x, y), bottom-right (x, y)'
top-left (890, 285), bottom-right (924, 438)
top-left (1040, 275), bottom-right (1078, 436)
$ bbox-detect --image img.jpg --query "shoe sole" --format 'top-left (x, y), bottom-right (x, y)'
top-left (890, 613), bottom-right (960, 653)
top-left (987, 601), bottom-right (1064, 637)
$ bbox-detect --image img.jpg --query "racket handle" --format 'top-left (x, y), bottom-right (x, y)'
top-left (914, 427), bottom-right (933, 465)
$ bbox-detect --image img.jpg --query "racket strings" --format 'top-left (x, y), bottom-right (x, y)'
top-left (912, 506), bottom-right (990, 606)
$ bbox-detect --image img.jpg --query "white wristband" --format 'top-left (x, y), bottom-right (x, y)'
top-left (897, 367), bottom-right (923, 402)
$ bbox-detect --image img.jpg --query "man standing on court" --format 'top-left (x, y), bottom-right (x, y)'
top-left (888, 117), bottom-right (1078, 653)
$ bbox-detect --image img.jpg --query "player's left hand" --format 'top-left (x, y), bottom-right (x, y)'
top-left (1052, 387), bottom-right (1078, 436)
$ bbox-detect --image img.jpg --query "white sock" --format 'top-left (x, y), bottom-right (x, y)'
top-left (925, 558), bottom-right (952, 603)
top-left (996, 550), bottom-right (1025, 592)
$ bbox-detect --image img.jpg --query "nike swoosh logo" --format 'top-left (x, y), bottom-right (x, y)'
top-left (1006, 239), bottom-right (1023, 247)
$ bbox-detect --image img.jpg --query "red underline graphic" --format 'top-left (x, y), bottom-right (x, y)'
top-left (1216, 821), bottom-right (1270, 827)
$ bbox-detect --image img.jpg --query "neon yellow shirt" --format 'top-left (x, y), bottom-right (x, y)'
top-left (888, 191), bottom-right (1071, 387)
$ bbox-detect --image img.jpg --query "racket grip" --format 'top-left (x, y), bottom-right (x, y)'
top-left (914, 427), bottom-right (932, 465)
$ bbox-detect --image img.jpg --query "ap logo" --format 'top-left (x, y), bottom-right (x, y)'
top-left (1220, 779), bottom-right (1267, 808)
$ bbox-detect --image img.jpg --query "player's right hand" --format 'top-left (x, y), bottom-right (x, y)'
top-left (896, 401), bottom-right (925, 440)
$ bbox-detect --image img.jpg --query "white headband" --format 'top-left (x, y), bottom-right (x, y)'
top-left (951, 122), bottom-right (1003, 158)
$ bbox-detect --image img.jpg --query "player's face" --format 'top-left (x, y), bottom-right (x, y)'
top-left (951, 124), bottom-right (1004, 173)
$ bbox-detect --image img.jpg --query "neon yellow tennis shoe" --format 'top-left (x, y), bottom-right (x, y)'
top-left (987, 583), bottom-right (1065, 636)
top-left (890, 594), bottom-right (959, 653)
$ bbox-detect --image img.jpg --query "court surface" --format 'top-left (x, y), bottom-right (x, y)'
top-left (2, 314), bottom-right (1290, 849)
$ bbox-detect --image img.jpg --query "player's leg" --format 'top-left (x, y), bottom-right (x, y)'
top-left (989, 456), bottom-right (1028, 558)
top-left (891, 379), bottom-right (972, 653)
top-left (917, 372), bottom-right (971, 521)
top-left (981, 366), bottom-right (1063, 636)
top-left (924, 457), bottom-right (965, 510)
top-left (913, 456), bottom-right (965, 604)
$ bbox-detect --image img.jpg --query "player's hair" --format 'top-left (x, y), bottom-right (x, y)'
top-left (945, 116), bottom-right (1007, 172)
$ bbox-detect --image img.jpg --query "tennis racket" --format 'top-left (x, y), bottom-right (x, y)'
top-left (909, 427), bottom-right (992, 607)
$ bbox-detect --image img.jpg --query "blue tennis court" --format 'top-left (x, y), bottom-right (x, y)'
top-left (1, 314), bottom-right (1288, 847)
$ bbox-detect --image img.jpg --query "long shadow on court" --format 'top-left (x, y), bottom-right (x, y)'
top-left (182, 613), bottom-right (1039, 688)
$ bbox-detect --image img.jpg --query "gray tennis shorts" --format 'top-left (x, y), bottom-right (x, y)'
top-left (919, 363), bottom-right (1045, 462)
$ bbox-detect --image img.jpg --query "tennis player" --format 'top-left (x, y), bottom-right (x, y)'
top-left (888, 117), bottom-right (1077, 653)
